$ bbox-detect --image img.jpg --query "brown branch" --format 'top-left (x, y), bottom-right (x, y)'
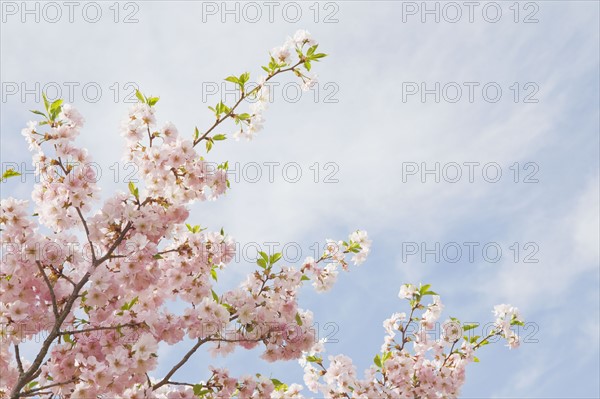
top-left (14, 344), bottom-right (24, 375)
top-left (10, 220), bottom-right (135, 398)
top-left (75, 207), bottom-right (96, 262)
top-left (21, 378), bottom-right (77, 396)
top-left (94, 221), bottom-right (133, 266)
top-left (35, 261), bottom-right (59, 318)
top-left (165, 381), bottom-right (197, 388)
top-left (152, 337), bottom-right (212, 391)
top-left (59, 322), bottom-right (142, 336)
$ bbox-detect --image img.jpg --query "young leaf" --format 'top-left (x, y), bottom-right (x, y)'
top-left (29, 109), bottom-right (47, 118)
top-left (270, 253), bottom-right (282, 264)
top-left (2, 169), bottom-right (21, 180)
top-left (271, 379), bottom-right (287, 391)
top-left (374, 354), bottom-right (382, 368)
top-left (295, 312), bottom-right (303, 326)
top-left (49, 99), bottom-right (63, 114)
top-left (128, 181), bottom-right (139, 199)
top-left (42, 92), bottom-right (50, 112)
top-left (135, 90), bottom-right (146, 103)
top-left (239, 72), bottom-right (250, 85)
top-left (258, 251), bottom-right (269, 263)
top-left (463, 323), bottom-right (479, 332)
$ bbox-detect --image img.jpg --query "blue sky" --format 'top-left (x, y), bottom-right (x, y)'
top-left (1, 1), bottom-right (599, 397)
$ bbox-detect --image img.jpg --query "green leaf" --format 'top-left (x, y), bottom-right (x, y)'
top-left (258, 251), bottom-right (269, 263)
top-left (419, 284), bottom-right (431, 295)
top-left (237, 113), bottom-right (251, 120)
top-left (306, 355), bottom-right (322, 363)
top-left (212, 134), bottom-right (226, 141)
top-left (463, 323), bottom-right (479, 332)
top-left (42, 92), bottom-right (50, 112)
top-left (193, 384), bottom-right (209, 397)
top-left (63, 333), bottom-right (73, 344)
top-left (473, 356), bottom-right (480, 363)
top-left (135, 90), bottom-right (146, 103)
top-left (128, 181), bottom-right (139, 199)
top-left (295, 312), bottom-right (303, 326)
top-left (304, 60), bottom-right (312, 71)
top-left (225, 76), bottom-right (239, 84)
top-left (2, 169), bottom-right (21, 180)
top-left (50, 98), bottom-right (63, 113)
top-left (153, 254), bottom-right (163, 259)
top-left (271, 378), bottom-right (287, 391)
top-left (205, 139), bottom-right (213, 152)
top-left (270, 253), bottom-right (283, 264)
top-left (147, 96), bottom-right (159, 106)
top-left (373, 354), bottom-right (382, 368)
top-left (301, 275), bottom-right (310, 281)
top-left (210, 267), bottom-right (218, 282)
top-left (121, 296), bottom-right (139, 311)
top-left (27, 381), bottom-right (39, 389)
top-left (29, 109), bottom-right (47, 118)
top-left (211, 289), bottom-right (219, 302)
top-left (256, 258), bottom-right (267, 269)
top-left (382, 351), bottom-right (392, 362)
top-left (239, 72), bottom-right (250, 85)
top-left (194, 126), bottom-right (200, 141)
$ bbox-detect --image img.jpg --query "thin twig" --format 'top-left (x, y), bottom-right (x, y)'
top-left (59, 322), bottom-right (141, 336)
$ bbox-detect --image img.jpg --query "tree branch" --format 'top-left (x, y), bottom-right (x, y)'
top-left (59, 322), bottom-right (142, 336)
top-left (20, 378), bottom-right (77, 397)
top-left (14, 344), bottom-right (24, 375)
top-left (35, 261), bottom-right (59, 318)
top-left (152, 337), bottom-right (212, 391)
top-left (193, 60), bottom-right (303, 147)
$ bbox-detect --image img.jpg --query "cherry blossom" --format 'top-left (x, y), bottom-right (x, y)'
top-left (0, 31), bottom-right (522, 399)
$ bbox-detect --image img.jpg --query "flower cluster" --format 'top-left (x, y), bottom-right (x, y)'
top-left (228, 30), bottom-right (324, 142)
top-left (0, 30), bottom-right (521, 399)
top-left (300, 283), bottom-right (525, 398)
top-left (300, 230), bottom-right (372, 292)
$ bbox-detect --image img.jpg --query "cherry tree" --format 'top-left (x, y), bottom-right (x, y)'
top-left (0, 31), bottom-right (524, 398)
